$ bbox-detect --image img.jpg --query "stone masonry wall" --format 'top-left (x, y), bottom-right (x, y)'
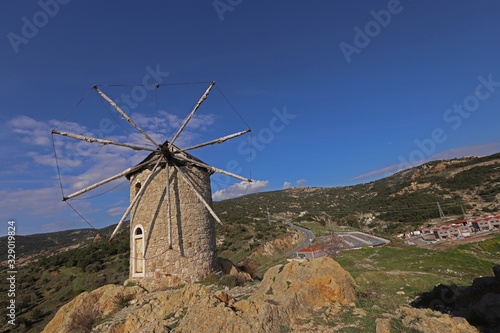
top-left (129, 163), bottom-right (218, 291)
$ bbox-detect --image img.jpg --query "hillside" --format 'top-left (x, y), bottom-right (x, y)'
top-left (214, 152), bottom-right (500, 233)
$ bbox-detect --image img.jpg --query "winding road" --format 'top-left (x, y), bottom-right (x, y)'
top-left (256, 221), bottom-right (316, 273)
top-left (282, 221), bottom-right (315, 257)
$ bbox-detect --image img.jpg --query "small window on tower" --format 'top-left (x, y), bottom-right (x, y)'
top-left (135, 227), bottom-right (143, 235)
top-left (135, 182), bottom-right (141, 197)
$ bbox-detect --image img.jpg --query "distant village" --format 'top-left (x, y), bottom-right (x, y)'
top-left (397, 213), bottom-right (500, 244)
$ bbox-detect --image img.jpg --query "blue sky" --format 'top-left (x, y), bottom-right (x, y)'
top-left (1, 1), bottom-right (499, 235)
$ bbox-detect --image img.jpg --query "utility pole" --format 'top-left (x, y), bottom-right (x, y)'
top-left (461, 204), bottom-right (467, 218)
top-left (437, 202), bottom-right (446, 219)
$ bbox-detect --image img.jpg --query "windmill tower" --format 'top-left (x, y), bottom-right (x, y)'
top-left (52, 82), bottom-right (251, 291)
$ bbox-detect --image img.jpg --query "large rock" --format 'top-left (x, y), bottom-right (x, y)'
top-left (493, 265), bottom-right (500, 281)
top-left (250, 257), bottom-right (356, 317)
top-left (375, 318), bottom-right (392, 333)
top-left (218, 257), bottom-right (253, 283)
top-left (470, 293), bottom-right (500, 328)
top-left (412, 265), bottom-right (500, 332)
top-left (42, 284), bottom-right (145, 333)
top-left (397, 307), bottom-right (478, 333)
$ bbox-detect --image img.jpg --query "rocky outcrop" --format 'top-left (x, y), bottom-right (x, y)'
top-left (250, 257), bottom-right (356, 317)
top-left (396, 307), bottom-right (478, 333)
top-left (412, 265), bottom-right (500, 333)
top-left (44, 257), bottom-right (356, 333)
top-left (375, 318), bottom-right (392, 333)
top-left (244, 231), bottom-right (300, 260)
top-left (218, 257), bottom-right (253, 283)
top-left (42, 284), bottom-right (145, 333)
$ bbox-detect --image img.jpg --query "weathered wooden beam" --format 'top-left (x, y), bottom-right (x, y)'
top-left (170, 81), bottom-right (215, 144)
top-left (52, 130), bottom-right (157, 152)
top-left (174, 154), bottom-right (251, 183)
top-left (173, 129), bottom-right (251, 153)
top-left (165, 158), bottom-right (173, 249)
top-left (94, 87), bottom-right (160, 149)
top-left (63, 156), bottom-right (160, 200)
top-left (171, 160), bottom-right (223, 226)
top-left (109, 158), bottom-right (162, 241)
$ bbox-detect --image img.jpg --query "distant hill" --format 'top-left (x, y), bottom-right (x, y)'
top-left (0, 224), bottom-right (119, 267)
top-left (214, 152), bottom-right (500, 233)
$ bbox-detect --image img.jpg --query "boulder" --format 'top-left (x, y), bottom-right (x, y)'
top-left (470, 293), bottom-right (500, 328)
top-left (493, 265), bottom-right (500, 281)
top-left (218, 257), bottom-right (253, 283)
top-left (42, 284), bottom-right (145, 333)
top-left (250, 257), bottom-right (356, 317)
top-left (396, 307), bottom-right (478, 333)
top-left (375, 318), bottom-right (392, 333)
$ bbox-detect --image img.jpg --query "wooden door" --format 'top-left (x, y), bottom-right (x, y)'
top-left (135, 237), bottom-right (143, 273)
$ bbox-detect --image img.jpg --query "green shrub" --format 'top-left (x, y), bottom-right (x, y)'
top-left (114, 294), bottom-right (133, 309)
top-left (218, 275), bottom-right (239, 288)
top-left (202, 272), bottom-right (219, 285)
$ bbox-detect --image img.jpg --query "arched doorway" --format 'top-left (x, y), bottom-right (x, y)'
top-left (133, 225), bottom-right (145, 277)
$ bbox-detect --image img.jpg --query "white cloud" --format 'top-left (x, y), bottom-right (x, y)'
top-left (282, 181), bottom-right (292, 190)
top-left (0, 187), bottom-right (67, 219)
top-left (130, 110), bottom-right (215, 146)
top-left (9, 115), bottom-right (52, 146)
top-left (106, 206), bottom-right (127, 217)
top-left (296, 179), bottom-right (307, 185)
top-left (213, 180), bottom-right (269, 201)
top-left (28, 151), bottom-right (83, 168)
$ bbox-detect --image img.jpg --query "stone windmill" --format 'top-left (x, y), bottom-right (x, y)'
top-left (52, 82), bottom-right (251, 291)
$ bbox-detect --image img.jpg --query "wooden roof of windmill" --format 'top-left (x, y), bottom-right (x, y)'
top-left (125, 139), bottom-right (213, 180)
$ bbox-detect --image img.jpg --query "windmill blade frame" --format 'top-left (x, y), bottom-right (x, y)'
top-left (171, 159), bottom-right (223, 225)
top-left (63, 156), bottom-right (161, 201)
top-left (95, 86), bottom-right (161, 149)
top-left (170, 81), bottom-right (215, 145)
top-left (52, 130), bottom-right (157, 152)
top-left (174, 154), bottom-right (251, 182)
top-left (173, 129), bottom-right (251, 153)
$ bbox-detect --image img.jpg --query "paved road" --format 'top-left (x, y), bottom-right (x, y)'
top-left (257, 221), bottom-right (316, 274)
top-left (284, 221), bottom-right (315, 257)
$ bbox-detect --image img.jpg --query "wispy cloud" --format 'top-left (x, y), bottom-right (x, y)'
top-left (0, 187), bottom-right (68, 218)
top-left (352, 142), bottom-right (500, 181)
top-left (282, 181), bottom-right (292, 189)
top-left (106, 206), bottom-right (128, 217)
top-left (212, 180), bottom-right (269, 201)
top-left (296, 179), bottom-right (307, 185)
top-left (351, 163), bottom-right (406, 181)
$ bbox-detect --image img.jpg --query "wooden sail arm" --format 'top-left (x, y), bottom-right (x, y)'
top-left (174, 154), bottom-right (252, 183)
top-left (170, 81), bottom-right (215, 145)
top-left (165, 158), bottom-right (173, 249)
top-left (171, 160), bottom-right (223, 226)
top-left (52, 130), bottom-right (157, 152)
top-left (94, 87), bottom-right (160, 149)
top-left (173, 129), bottom-right (251, 153)
top-left (63, 156), bottom-right (161, 201)
top-left (109, 157), bottom-right (162, 242)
